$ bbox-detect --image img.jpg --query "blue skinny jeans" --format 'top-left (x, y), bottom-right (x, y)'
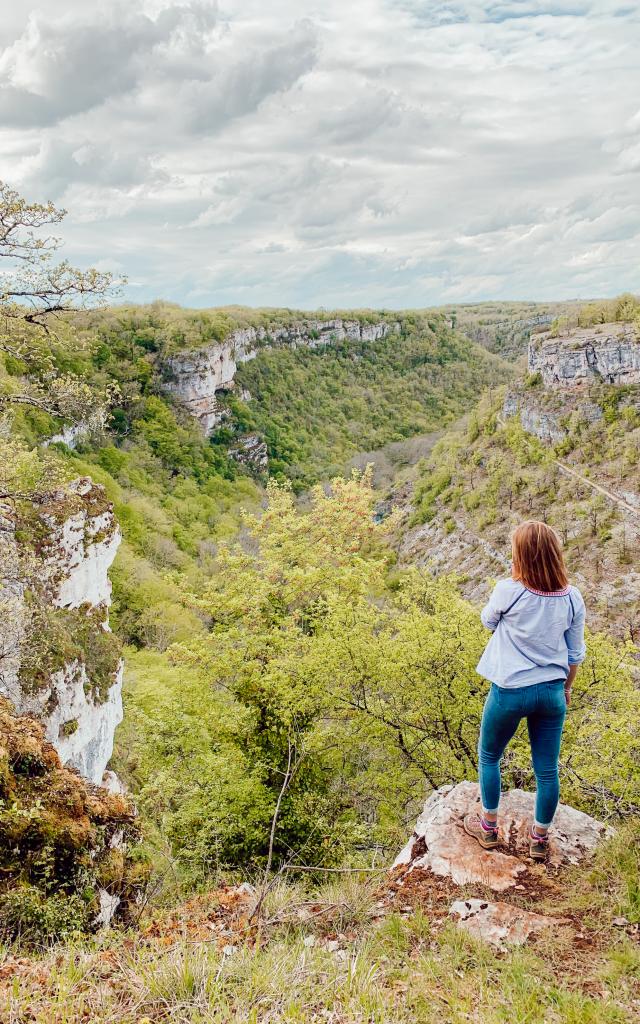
top-left (478, 681), bottom-right (567, 827)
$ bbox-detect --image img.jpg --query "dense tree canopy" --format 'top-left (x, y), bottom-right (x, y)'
top-left (226, 315), bottom-right (513, 488)
top-left (116, 473), bottom-right (640, 878)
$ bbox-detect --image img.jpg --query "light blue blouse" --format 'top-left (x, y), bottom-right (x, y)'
top-left (476, 578), bottom-right (587, 689)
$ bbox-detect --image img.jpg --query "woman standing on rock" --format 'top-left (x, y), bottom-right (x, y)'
top-left (464, 521), bottom-right (586, 860)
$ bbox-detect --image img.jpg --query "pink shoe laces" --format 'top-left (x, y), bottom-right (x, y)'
top-left (530, 826), bottom-right (549, 844)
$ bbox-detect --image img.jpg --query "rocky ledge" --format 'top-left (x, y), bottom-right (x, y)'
top-left (529, 321), bottom-right (640, 389)
top-left (163, 318), bottom-right (399, 433)
top-left (227, 432), bottom-right (269, 474)
top-left (502, 390), bottom-right (604, 444)
top-left (393, 781), bottom-right (612, 949)
top-left (502, 393), bottom-right (567, 443)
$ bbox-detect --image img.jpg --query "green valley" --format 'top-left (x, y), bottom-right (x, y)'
top-left (1, 183), bottom-right (639, 1024)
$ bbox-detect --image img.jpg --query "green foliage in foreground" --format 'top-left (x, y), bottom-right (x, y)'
top-left (3, 821), bottom-right (639, 1020)
top-left (115, 473), bottom-right (640, 882)
top-left (226, 313), bottom-right (513, 488)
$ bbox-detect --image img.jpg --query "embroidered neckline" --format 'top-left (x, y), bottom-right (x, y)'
top-left (522, 583), bottom-right (571, 597)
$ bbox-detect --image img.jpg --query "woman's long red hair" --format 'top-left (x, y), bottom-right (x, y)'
top-left (511, 521), bottom-right (569, 593)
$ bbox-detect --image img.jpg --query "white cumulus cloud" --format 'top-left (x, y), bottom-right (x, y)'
top-left (0, 0), bottom-right (638, 307)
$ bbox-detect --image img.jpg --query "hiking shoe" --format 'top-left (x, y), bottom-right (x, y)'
top-left (529, 827), bottom-right (549, 861)
top-left (463, 813), bottom-right (499, 850)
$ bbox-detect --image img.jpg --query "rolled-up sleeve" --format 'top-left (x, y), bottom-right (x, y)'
top-left (480, 582), bottom-right (506, 631)
top-left (566, 592), bottom-right (586, 665)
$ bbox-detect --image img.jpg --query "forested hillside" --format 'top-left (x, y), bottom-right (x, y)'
top-left (434, 299), bottom-right (584, 361)
top-left (227, 315), bottom-right (512, 486)
top-left (72, 301), bottom-right (514, 489)
top-left (2, 298), bottom-right (514, 638)
top-left (403, 297), bottom-right (640, 637)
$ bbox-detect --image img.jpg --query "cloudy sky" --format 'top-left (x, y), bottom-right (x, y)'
top-left (1, 1), bottom-right (639, 309)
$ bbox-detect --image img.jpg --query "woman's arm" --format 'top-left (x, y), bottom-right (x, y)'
top-left (564, 663), bottom-right (578, 705)
top-left (480, 580), bottom-right (511, 631)
top-left (564, 590), bottom-right (586, 706)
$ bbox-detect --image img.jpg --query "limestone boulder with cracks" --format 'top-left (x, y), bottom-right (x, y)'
top-left (449, 898), bottom-right (570, 950)
top-left (394, 781), bottom-right (612, 948)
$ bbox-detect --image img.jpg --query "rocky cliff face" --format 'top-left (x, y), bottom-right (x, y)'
top-left (502, 392), bottom-right (567, 442)
top-left (228, 431), bottom-right (269, 474)
top-left (0, 478), bottom-right (123, 785)
top-left (164, 318), bottom-right (398, 434)
top-left (529, 322), bottom-right (640, 388)
top-left (502, 390), bottom-right (606, 443)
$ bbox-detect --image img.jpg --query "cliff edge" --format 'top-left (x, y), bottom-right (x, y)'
top-left (529, 321), bottom-right (640, 388)
top-left (163, 317), bottom-right (399, 433)
top-left (394, 781), bottom-right (613, 949)
top-left (0, 478), bottom-right (123, 785)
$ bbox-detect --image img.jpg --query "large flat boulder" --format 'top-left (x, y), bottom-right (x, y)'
top-left (449, 898), bottom-right (564, 949)
top-left (394, 782), bottom-right (612, 893)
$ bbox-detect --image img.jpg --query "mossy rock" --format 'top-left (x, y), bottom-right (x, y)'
top-left (18, 602), bottom-right (122, 702)
top-left (0, 699), bottom-right (147, 944)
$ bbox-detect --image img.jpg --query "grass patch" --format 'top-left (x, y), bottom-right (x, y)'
top-left (2, 834), bottom-right (639, 1022)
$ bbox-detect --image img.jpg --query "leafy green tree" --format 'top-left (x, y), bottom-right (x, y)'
top-left (119, 473), bottom-right (640, 878)
top-left (0, 180), bottom-right (117, 421)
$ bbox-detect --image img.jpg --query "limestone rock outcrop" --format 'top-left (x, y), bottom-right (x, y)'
top-left (0, 478), bottom-right (123, 785)
top-left (394, 782), bottom-right (612, 949)
top-left (394, 782), bottom-right (611, 891)
top-left (163, 318), bottom-right (399, 433)
top-left (502, 393), bottom-right (566, 443)
top-left (162, 335), bottom-right (252, 434)
top-left (34, 660), bottom-right (124, 784)
top-left (41, 478), bottom-right (121, 609)
top-left (0, 510), bottom-right (25, 707)
top-left (449, 898), bottom-right (565, 949)
top-left (529, 322), bottom-right (640, 389)
top-left (228, 432), bottom-right (269, 474)
top-left (503, 390), bottom-right (606, 444)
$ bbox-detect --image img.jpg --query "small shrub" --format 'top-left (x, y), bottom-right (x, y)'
top-left (0, 885), bottom-right (90, 943)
